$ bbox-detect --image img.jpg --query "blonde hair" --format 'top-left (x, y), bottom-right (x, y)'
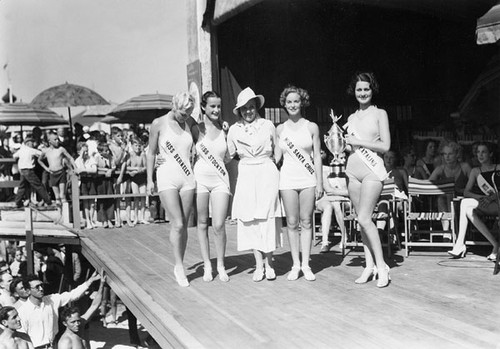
top-left (172, 92), bottom-right (194, 113)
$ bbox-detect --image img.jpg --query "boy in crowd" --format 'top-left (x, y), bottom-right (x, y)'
top-left (108, 127), bottom-right (128, 227)
top-left (38, 133), bottom-right (76, 218)
top-left (57, 276), bottom-right (104, 349)
top-left (13, 137), bottom-right (52, 208)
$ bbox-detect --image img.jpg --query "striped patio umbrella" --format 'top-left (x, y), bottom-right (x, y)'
top-left (0, 103), bottom-right (68, 126)
top-left (476, 2), bottom-right (500, 45)
top-left (109, 93), bottom-right (173, 123)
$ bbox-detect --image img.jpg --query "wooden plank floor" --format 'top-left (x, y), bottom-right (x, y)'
top-left (80, 223), bottom-right (500, 349)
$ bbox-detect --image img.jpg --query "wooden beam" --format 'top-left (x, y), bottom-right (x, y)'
top-left (24, 207), bottom-right (34, 275)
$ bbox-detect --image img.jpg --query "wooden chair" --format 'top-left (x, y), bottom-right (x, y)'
top-left (403, 178), bottom-right (456, 257)
top-left (342, 178), bottom-right (402, 257)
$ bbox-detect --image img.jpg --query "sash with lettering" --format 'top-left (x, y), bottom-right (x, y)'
top-left (281, 135), bottom-right (315, 176)
top-left (160, 140), bottom-right (193, 179)
top-left (346, 121), bottom-right (388, 181)
top-left (476, 166), bottom-right (500, 196)
top-left (196, 140), bottom-right (230, 189)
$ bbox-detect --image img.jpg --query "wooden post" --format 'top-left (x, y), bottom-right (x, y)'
top-left (71, 172), bottom-right (81, 230)
top-left (25, 207), bottom-right (34, 275)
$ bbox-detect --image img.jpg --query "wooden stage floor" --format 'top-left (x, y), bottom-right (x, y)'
top-left (80, 223), bottom-right (499, 349)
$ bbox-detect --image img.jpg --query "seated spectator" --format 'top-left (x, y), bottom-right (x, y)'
top-left (401, 145), bottom-right (428, 179)
top-left (315, 151), bottom-right (348, 253)
top-left (429, 141), bottom-right (472, 231)
top-left (416, 139), bottom-right (441, 177)
top-left (448, 142), bottom-right (499, 260)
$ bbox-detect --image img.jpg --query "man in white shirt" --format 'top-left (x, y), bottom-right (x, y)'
top-left (13, 138), bottom-right (52, 208)
top-left (17, 272), bottom-right (101, 349)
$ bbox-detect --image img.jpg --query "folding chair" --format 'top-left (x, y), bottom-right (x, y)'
top-left (404, 178), bottom-right (456, 257)
top-left (342, 178), bottom-right (402, 257)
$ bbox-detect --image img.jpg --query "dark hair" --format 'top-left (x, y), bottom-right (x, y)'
top-left (0, 306), bottom-right (16, 322)
top-left (279, 85), bottom-right (310, 109)
top-left (61, 306), bottom-right (80, 322)
top-left (201, 91), bottom-right (221, 110)
top-left (9, 277), bottom-right (24, 294)
top-left (97, 142), bottom-right (110, 154)
top-left (76, 141), bottom-right (88, 153)
top-left (347, 72), bottom-right (379, 95)
top-left (111, 127), bottom-right (123, 136)
top-left (25, 274), bottom-right (41, 285)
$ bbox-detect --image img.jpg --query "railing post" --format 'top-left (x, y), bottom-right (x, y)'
top-left (71, 172), bottom-right (81, 230)
top-left (25, 207), bottom-right (34, 275)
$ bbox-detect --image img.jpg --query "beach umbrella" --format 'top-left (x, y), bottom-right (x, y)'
top-left (30, 82), bottom-right (109, 134)
top-left (476, 2), bottom-right (500, 45)
top-left (109, 93), bottom-right (173, 123)
top-left (0, 103), bottom-right (68, 126)
top-left (72, 104), bottom-right (117, 127)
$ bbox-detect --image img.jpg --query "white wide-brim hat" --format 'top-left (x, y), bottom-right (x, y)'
top-left (232, 87), bottom-right (265, 115)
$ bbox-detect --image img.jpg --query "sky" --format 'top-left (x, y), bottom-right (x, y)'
top-left (0, 0), bottom-right (188, 106)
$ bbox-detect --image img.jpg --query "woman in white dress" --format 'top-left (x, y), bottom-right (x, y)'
top-left (227, 87), bottom-right (282, 282)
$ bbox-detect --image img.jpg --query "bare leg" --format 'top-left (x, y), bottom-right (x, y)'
top-left (298, 187), bottom-right (316, 281)
top-left (160, 189), bottom-right (195, 287)
top-left (349, 178), bottom-right (387, 285)
top-left (196, 192), bottom-right (213, 281)
top-left (280, 189), bottom-right (301, 280)
top-left (210, 192), bottom-right (230, 282)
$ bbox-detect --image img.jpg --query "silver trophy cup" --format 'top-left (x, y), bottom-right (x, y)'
top-left (324, 110), bottom-right (346, 177)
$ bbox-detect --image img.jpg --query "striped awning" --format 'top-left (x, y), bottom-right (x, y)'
top-left (213, 0), bottom-right (263, 25)
top-left (0, 103), bottom-right (68, 126)
top-left (110, 93), bottom-right (173, 123)
top-left (476, 2), bottom-right (500, 44)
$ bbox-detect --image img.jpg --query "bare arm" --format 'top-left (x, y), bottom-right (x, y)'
top-left (463, 168), bottom-right (482, 199)
top-left (274, 124), bottom-right (284, 164)
top-left (147, 119), bottom-right (160, 194)
top-left (81, 275), bottom-right (105, 321)
top-left (309, 122), bottom-right (323, 199)
top-left (226, 126), bottom-right (237, 159)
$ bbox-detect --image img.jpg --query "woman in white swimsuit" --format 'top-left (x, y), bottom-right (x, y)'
top-left (344, 72), bottom-right (391, 288)
top-left (192, 91), bottom-right (231, 282)
top-left (276, 85), bottom-right (323, 281)
top-left (147, 92), bottom-right (195, 287)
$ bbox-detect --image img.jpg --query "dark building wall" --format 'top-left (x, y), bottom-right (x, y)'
top-left (216, 0), bottom-right (497, 133)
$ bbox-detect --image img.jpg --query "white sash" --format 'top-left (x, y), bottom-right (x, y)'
top-left (281, 136), bottom-right (315, 176)
top-left (197, 141), bottom-right (230, 188)
top-left (160, 140), bottom-right (193, 178)
top-left (347, 121), bottom-right (388, 181)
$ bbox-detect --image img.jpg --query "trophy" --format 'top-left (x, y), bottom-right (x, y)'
top-left (324, 109), bottom-right (346, 177)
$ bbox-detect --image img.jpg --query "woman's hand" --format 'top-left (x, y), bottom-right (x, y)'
top-left (147, 181), bottom-right (155, 195)
top-left (315, 184), bottom-right (324, 201)
top-left (156, 154), bottom-right (166, 166)
top-left (345, 134), bottom-right (361, 147)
